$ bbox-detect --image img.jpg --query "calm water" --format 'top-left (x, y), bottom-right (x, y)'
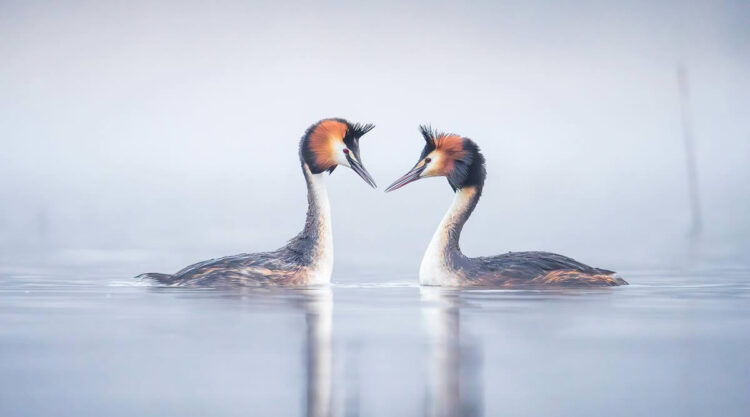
top-left (1, 264), bottom-right (749, 417)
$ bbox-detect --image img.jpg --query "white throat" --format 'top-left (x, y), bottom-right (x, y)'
top-left (306, 170), bottom-right (334, 285)
top-left (419, 188), bottom-right (476, 286)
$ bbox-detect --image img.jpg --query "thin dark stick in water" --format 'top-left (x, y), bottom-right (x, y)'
top-left (677, 64), bottom-right (702, 238)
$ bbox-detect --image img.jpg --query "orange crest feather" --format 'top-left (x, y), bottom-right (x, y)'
top-left (432, 134), bottom-right (466, 175)
top-left (307, 120), bottom-right (347, 169)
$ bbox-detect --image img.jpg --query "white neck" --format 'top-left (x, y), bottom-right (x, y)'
top-left (304, 167), bottom-right (334, 285)
top-left (419, 187), bottom-right (478, 286)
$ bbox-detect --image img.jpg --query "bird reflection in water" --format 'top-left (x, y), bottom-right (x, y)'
top-left (301, 287), bottom-right (334, 417)
top-left (421, 287), bottom-right (484, 417)
top-left (206, 286), bottom-right (336, 417)
top-left (150, 285), bottom-right (485, 416)
top-left (301, 287), bottom-right (365, 417)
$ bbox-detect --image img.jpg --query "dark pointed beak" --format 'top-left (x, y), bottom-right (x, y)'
top-left (384, 164), bottom-right (425, 192)
top-left (346, 154), bottom-right (377, 188)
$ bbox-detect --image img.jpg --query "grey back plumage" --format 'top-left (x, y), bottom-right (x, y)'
top-left (137, 162), bottom-right (328, 288)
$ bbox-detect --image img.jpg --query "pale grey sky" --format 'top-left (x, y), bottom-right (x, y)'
top-left (1, 0), bottom-right (748, 274)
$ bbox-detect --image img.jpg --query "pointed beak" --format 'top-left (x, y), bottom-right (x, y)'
top-left (384, 164), bottom-right (425, 192)
top-left (345, 154), bottom-right (377, 188)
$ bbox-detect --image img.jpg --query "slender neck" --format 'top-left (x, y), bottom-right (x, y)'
top-left (302, 164), bottom-right (332, 239)
top-left (287, 164), bottom-right (333, 274)
top-left (427, 185), bottom-right (482, 257)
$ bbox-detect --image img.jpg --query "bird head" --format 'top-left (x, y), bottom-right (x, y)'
top-left (385, 125), bottom-right (485, 192)
top-left (299, 118), bottom-right (377, 187)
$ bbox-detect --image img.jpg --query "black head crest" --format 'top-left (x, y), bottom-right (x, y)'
top-left (349, 123), bottom-right (375, 139)
top-left (340, 120), bottom-right (373, 148)
top-left (419, 125), bottom-right (437, 148)
top-left (342, 121), bottom-right (375, 163)
top-left (418, 125), bottom-right (437, 159)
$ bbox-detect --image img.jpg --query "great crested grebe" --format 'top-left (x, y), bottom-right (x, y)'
top-left (137, 118), bottom-right (377, 287)
top-left (385, 126), bottom-right (628, 287)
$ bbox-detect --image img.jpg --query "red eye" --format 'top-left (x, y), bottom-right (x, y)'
top-left (425, 157), bottom-right (432, 163)
top-left (343, 149), bottom-right (349, 154)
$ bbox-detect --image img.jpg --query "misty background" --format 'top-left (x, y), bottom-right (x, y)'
top-left (1, 0), bottom-right (748, 277)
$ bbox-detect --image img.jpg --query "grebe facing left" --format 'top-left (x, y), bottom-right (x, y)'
top-left (137, 118), bottom-right (376, 288)
top-left (385, 126), bottom-right (627, 288)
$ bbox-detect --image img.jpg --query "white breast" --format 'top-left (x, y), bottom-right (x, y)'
top-left (419, 246), bottom-right (451, 286)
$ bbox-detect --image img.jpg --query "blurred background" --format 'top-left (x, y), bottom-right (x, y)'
top-left (2, 4), bottom-right (749, 416)
top-left (1, 0), bottom-right (748, 277)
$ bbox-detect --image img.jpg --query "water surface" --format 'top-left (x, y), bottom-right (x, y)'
top-left (1, 265), bottom-right (748, 416)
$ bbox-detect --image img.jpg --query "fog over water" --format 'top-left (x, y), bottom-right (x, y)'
top-left (2, 3), bottom-right (750, 417)
top-left (1, 0), bottom-right (748, 275)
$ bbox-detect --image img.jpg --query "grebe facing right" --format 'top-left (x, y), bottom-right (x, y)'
top-left (385, 126), bottom-right (627, 288)
top-left (137, 118), bottom-right (376, 288)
